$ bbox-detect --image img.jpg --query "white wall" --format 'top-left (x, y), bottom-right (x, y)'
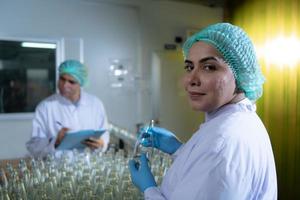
top-left (0, 0), bottom-right (223, 159)
top-left (137, 1), bottom-right (224, 122)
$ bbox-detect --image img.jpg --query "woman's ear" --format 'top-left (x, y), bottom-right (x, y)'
top-left (234, 86), bottom-right (244, 94)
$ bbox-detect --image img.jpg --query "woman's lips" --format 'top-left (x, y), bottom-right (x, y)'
top-left (188, 91), bottom-right (206, 100)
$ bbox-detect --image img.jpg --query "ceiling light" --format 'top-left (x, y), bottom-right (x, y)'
top-left (21, 42), bottom-right (56, 49)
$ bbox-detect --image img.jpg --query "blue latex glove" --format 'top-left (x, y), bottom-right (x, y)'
top-left (140, 126), bottom-right (182, 155)
top-left (128, 153), bottom-right (157, 192)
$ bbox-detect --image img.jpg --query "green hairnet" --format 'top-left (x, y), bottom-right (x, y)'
top-left (58, 60), bottom-right (88, 86)
top-left (182, 23), bottom-right (265, 102)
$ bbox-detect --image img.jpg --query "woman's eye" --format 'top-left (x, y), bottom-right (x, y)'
top-left (203, 64), bottom-right (216, 71)
top-left (184, 65), bottom-right (194, 72)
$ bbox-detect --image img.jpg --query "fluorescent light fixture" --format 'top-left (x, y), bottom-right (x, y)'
top-left (113, 69), bottom-right (128, 76)
top-left (111, 83), bottom-right (123, 88)
top-left (114, 69), bottom-right (123, 76)
top-left (21, 42), bottom-right (56, 49)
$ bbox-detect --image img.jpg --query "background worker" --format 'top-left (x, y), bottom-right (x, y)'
top-left (26, 60), bottom-right (109, 158)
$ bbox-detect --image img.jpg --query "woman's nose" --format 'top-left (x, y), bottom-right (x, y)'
top-left (188, 70), bottom-right (201, 87)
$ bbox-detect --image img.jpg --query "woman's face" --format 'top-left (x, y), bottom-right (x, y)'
top-left (182, 41), bottom-right (237, 113)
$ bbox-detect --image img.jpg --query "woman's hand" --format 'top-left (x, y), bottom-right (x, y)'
top-left (140, 126), bottom-right (183, 155)
top-left (129, 153), bottom-right (157, 192)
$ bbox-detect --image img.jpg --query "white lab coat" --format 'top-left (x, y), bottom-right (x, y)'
top-left (26, 90), bottom-right (109, 158)
top-left (145, 99), bottom-right (277, 200)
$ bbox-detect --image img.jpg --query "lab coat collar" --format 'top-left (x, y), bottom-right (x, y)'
top-left (77, 90), bottom-right (89, 106)
top-left (58, 89), bottom-right (88, 107)
top-left (205, 98), bottom-right (256, 123)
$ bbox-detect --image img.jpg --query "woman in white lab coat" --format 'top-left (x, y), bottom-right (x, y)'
top-left (129, 23), bottom-right (277, 200)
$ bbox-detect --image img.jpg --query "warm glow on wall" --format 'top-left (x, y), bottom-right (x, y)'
top-left (231, 0), bottom-right (300, 198)
top-left (256, 36), bottom-right (300, 67)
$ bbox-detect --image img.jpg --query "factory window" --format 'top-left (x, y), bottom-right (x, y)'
top-left (0, 39), bottom-right (57, 115)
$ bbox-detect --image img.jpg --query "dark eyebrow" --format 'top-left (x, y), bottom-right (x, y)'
top-left (184, 60), bottom-right (193, 64)
top-left (185, 56), bottom-right (221, 64)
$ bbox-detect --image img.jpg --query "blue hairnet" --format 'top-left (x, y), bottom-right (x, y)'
top-left (182, 23), bottom-right (265, 102)
top-left (58, 60), bottom-right (88, 86)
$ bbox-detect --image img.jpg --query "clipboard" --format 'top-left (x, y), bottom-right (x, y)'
top-left (56, 129), bottom-right (106, 150)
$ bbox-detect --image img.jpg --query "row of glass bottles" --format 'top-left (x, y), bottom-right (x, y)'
top-left (0, 148), bottom-right (171, 200)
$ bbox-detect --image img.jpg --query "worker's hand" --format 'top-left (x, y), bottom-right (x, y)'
top-left (128, 153), bottom-right (157, 192)
top-left (82, 138), bottom-right (104, 150)
top-left (55, 127), bottom-right (69, 148)
top-left (140, 126), bottom-right (182, 155)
